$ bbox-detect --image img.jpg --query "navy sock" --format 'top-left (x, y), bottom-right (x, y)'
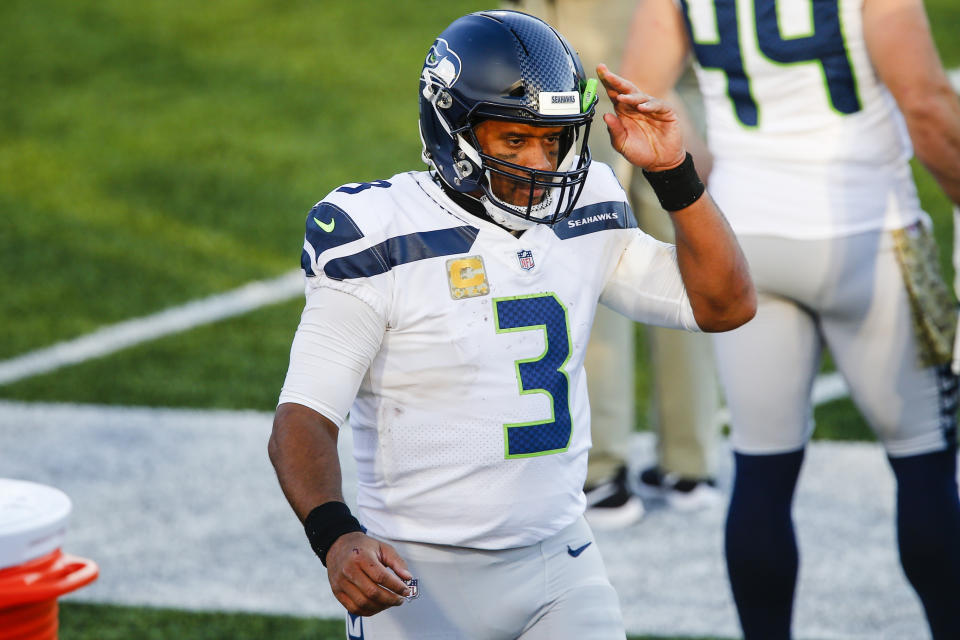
top-left (725, 449), bottom-right (805, 640)
top-left (889, 446), bottom-right (960, 640)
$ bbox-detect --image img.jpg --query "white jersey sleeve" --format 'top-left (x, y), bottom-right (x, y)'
top-left (278, 286), bottom-right (385, 427)
top-left (279, 181), bottom-right (403, 424)
top-left (600, 231), bottom-right (699, 331)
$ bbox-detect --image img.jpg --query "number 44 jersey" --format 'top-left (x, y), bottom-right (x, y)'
top-left (281, 163), bottom-right (698, 549)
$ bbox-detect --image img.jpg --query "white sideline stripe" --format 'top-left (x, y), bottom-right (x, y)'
top-left (950, 67), bottom-right (960, 94)
top-left (0, 270), bottom-right (304, 386)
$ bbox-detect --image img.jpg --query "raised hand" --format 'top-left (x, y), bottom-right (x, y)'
top-left (597, 63), bottom-right (686, 172)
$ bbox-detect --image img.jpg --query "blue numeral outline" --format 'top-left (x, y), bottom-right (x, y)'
top-left (753, 0), bottom-right (861, 115)
top-left (493, 293), bottom-right (573, 459)
top-left (681, 0), bottom-right (759, 127)
top-left (336, 180), bottom-right (392, 195)
top-left (680, 0), bottom-right (861, 127)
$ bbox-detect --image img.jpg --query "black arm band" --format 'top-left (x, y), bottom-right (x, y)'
top-left (642, 152), bottom-right (706, 212)
top-left (303, 501), bottom-right (364, 567)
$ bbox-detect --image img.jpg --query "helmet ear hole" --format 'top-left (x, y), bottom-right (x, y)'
top-left (455, 160), bottom-right (473, 177)
top-left (437, 91), bottom-right (453, 109)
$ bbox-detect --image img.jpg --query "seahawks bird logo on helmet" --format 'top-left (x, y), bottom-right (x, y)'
top-left (422, 38), bottom-right (461, 89)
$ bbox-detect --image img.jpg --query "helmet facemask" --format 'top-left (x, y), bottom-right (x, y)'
top-left (458, 118), bottom-right (593, 229)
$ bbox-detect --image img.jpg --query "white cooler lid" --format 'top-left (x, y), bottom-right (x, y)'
top-left (0, 478), bottom-right (72, 570)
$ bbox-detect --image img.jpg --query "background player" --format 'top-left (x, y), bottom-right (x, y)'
top-left (622, 0), bottom-right (960, 637)
top-left (269, 10), bottom-right (755, 638)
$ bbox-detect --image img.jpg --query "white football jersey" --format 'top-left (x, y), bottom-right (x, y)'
top-left (281, 163), bottom-right (697, 549)
top-left (679, 0), bottom-right (924, 237)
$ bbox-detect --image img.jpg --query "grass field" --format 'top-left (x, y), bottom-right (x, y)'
top-left (58, 603), bottom-right (724, 640)
top-left (3, 0), bottom-right (960, 637)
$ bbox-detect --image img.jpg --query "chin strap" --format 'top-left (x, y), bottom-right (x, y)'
top-left (481, 198), bottom-right (536, 231)
top-left (480, 189), bottom-right (555, 231)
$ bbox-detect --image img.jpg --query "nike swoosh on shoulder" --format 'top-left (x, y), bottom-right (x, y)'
top-left (313, 216), bottom-right (336, 233)
top-left (567, 542), bottom-right (592, 558)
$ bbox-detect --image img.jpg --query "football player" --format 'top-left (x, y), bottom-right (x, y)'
top-left (622, 0), bottom-right (960, 637)
top-left (268, 10), bottom-right (755, 638)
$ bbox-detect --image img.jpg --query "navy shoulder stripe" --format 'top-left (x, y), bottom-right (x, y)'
top-left (302, 202), bottom-right (365, 275)
top-left (305, 202), bottom-right (365, 255)
top-left (324, 226), bottom-right (480, 280)
top-left (552, 200), bottom-right (637, 240)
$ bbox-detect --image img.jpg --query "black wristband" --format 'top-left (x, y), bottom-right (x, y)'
top-left (303, 501), bottom-right (364, 567)
top-left (642, 152), bottom-right (705, 212)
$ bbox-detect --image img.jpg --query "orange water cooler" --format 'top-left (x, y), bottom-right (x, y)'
top-left (0, 479), bottom-right (99, 640)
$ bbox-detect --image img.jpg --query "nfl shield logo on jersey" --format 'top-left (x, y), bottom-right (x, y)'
top-left (517, 249), bottom-right (535, 271)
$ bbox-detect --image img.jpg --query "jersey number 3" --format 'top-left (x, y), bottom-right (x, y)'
top-left (680, 0), bottom-right (861, 126)
top-left (494, 293), bottom-right (573, 459)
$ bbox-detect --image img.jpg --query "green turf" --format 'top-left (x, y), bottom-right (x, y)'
top-left (0, 299), bottom-right (303, 409)
top-left (59, 603), bottom-right (341, 640)
top-left (927, 0), bottom-right (960, 64)
top-left (0, 0), bottom-right (488, 359)
top-left (58, 602), bottom-right (728, 640)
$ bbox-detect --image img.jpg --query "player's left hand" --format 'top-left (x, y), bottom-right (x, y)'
top-left (597, 63), bottom-right (686, 172)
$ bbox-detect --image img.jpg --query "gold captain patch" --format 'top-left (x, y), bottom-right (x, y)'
top-left (446, 255), bottom-right (489, 299)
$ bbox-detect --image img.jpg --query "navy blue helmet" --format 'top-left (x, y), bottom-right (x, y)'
top-left (418, 11), bottom-right (596, 229)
